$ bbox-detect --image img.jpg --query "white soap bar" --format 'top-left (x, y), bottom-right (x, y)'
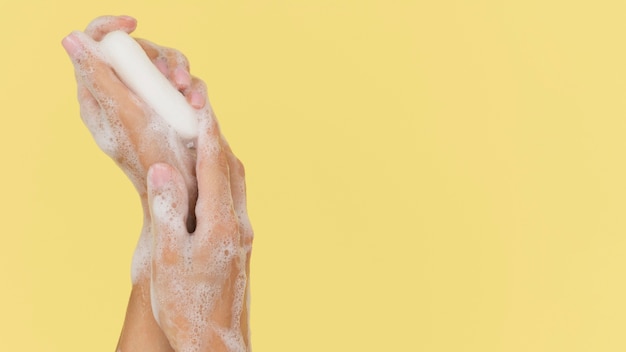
top-left (99, 31), bottom-right (198, 139)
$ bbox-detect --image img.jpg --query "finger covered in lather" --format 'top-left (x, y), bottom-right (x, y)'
top-left (221, 137), bottom-right (253, 247)
top-left (186, 77), bottom-right (207, 109)
top-left (63, 31), bottom-right (134, 102)
top-left (194, 113), bottom-right (238, 241)
top-left (63, 31), bottom-right (146, 133)
top-left (135, 38), bottom-right (192, 91)
top-left (147, 163), bottom-right (190, 265)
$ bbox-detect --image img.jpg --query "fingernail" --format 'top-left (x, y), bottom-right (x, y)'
top-left (155, 57), bottom-right (168, 75)
top-left (150, 164), bottom-right (172, 188)
top-left (61, 33), bottom-right (82, 58)
top-left (119, 15), bottom-right (136, 22)
top-left (174, 67), bottom-right (191, 87)
top-left (190, 91), bottom-right (205, 109)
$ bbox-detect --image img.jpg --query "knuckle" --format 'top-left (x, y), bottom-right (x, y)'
top-left (85, 16), bottom-right (109, 32)
top-left (192, 77), bottom-right (207, 93)
top-left (217, 149), bottom-right (229, 169)
top-left (210, 216), bottom-right (239, 239)
top-left (135, 39), bottom-right (159, 59)
top-left (156, 241), bottom-right (179, 265)
top-left (202, 116), bottom-right (220, 139)
top-left (174, 51), bottom-right (190, 68)
top-left (235, 158), bottom-right (245, 177)
top-left (242, 228), bottom-right (254, 247)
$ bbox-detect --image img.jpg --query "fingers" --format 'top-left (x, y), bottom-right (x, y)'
top-left (62, 31), bottom-right (134, 103)
top-left (135, 38), bottom-right (160, 61)
top-left (135, 38), bottom-right (192, 91)
top-left (63, 17), bottom-right (137, 105)
top-left (194, 116), bottom-right (237, 238)
top-left (76, 83), bottom-right (99, 122)
top-left (148, 163), bottom-right (190, 264)
top-left (84, 15), bottom-right (137, 41)
top-left (221, 141), bottom-right (252, 348)
top-left (146, 41), bottom-right (189, 72)
top-left (63, 31), bottom-right (147, 133)
top-left (74, 80), bottom-right (123, 157)
top-left (186, 77), bottom-right (207, 109)
top-left (222, 139), bottom-right (253, 247)
top-left (173, 66), bottom-right (192, 91)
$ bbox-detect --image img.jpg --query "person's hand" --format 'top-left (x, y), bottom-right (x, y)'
top-left (61, 15), bottom-right (205, 212)
top-left (62, 15), bottom-right (208, 281)
top-left (147, 114), bottom-right (253, 352)
top-left (62, 15), bottom-right (214, 352)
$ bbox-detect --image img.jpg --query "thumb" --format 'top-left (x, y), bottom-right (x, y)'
top-left (147, 163), bottom-right (188, 326)
top-left (147, 163), bottom-right (190, 241)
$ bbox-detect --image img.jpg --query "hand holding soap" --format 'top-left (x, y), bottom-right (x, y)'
top-left (99, 30), bottom-right (199, 139)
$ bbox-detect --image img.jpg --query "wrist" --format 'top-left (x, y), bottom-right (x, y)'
top-left (130, 224), bottom-right (152, 285)
top-left (170, 329), bottom-right (247, 352)
top-left (117, 283), bottom-right (174, 352)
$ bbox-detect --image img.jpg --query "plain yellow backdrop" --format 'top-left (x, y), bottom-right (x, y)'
top-left (1, 0), bottom-right (626, 351)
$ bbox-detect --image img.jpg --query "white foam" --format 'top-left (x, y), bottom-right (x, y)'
top-left (150, 229), bottom-right (249, 351)
top-left (99, 31), bottom-right (199, 139)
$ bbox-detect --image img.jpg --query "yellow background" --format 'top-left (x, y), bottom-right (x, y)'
top-left (1, 0), bottom-right (625, 351)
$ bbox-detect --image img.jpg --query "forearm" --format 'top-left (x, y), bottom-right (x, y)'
top-left (117, 219), bottom-right (174, 352)
top-left (116, 281), bottom-right (174, 352)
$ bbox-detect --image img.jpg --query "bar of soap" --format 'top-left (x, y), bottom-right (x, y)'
top-left (99, 31), bottom-right (198, 139)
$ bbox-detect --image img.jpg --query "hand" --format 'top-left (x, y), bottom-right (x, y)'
top-left (62, 15), bottom-right (208, 281)
top-left (62, 15), bottom-right (216, 352)
top-left (147, 115), bottom-right (253, 352)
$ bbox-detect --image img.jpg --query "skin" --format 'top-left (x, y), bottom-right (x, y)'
top-left (62, 16), bottom-right (252, 351)
top-left (148, 116), bottom-right (252, 351)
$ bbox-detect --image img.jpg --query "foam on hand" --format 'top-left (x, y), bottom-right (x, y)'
top-left (99, 31), bottom-right (198, 139)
